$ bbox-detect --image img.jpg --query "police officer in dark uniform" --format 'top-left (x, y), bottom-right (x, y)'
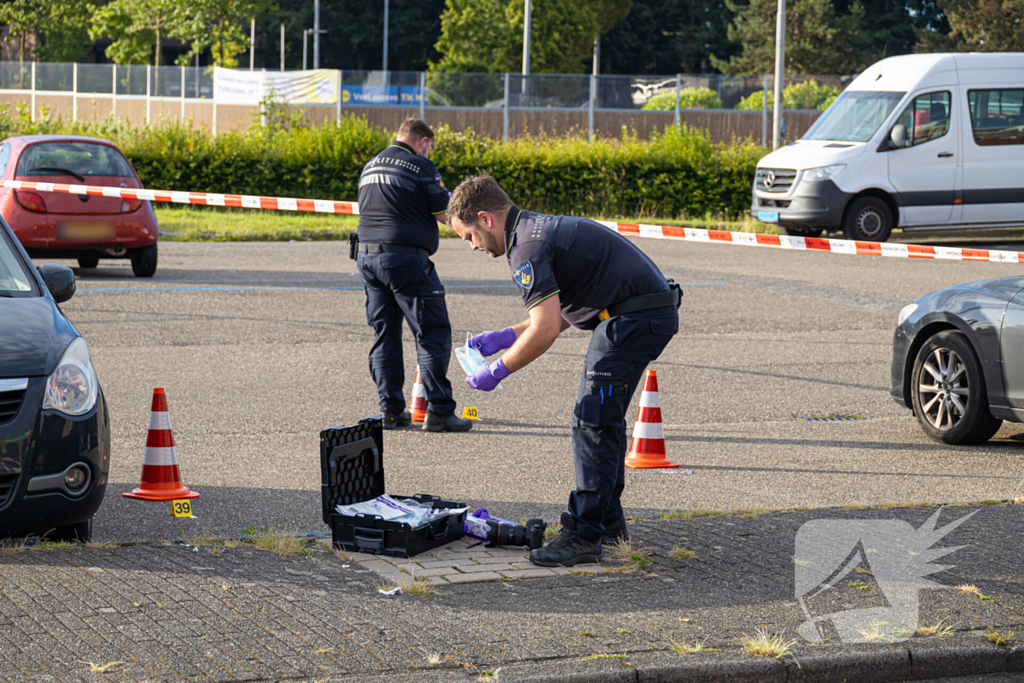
top-left (446, 175), bottom-right (680, 566)
top-left (353, 118), bottom-right (472, 432)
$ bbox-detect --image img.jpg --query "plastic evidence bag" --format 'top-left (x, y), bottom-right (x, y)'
top-left (454, 332), bottom-right (502, 390)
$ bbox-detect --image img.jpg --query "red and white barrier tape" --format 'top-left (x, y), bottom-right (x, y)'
top-left (3, 180), bottom-right (358, 215)
top-left (6, 179), bottom-right (1021, 264)
top-left (597, 221), bottom-right (1024, 264)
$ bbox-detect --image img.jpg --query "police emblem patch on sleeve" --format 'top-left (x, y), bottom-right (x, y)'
top-left (512, 261), bottom-right (534, 289)
top-left (434, 174), bottom-right (446, 190)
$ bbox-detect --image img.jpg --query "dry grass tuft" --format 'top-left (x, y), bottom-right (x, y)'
top-left (916, 621), bottom-right (954, 637)
top-left (739, 628), bottom-right (798, 660)
top-left (544, 523), bottom-right (561, 539)
top-left (607, 539), bottom-right (651, 568)
top-left (957, 583), bottom-right (982, 596)
top-left (425, 652), bottom-right (443, 665)
top-left (376, 575), bottom-right (437, 597)
top-left (987, 630), bottom-right (1014, 647)
top-left (670, 547), bottom-right (695, 560)
top-left (735, 506), bottom-right (770, 519)
top-left (80, 661), bottom-right (124, 674)
top-left (669, 639), bottom-right (718, 654)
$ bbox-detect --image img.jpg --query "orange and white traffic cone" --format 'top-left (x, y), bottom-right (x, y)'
top-left (625, 369), bottom-right (678, 469)
top-left (123, 388), bottom-right (200, 501)
top-left (410, 366), bottom-right (428, 423)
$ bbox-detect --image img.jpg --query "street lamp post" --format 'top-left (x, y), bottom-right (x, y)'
top-left (772, 0), bottom-right (786, 149)
top-left (313, 0), bottom-right (320, 69)
top-left (383, 0), bottom-right (389, 76)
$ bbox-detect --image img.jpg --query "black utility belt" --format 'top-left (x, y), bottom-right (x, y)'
top-left (358, 242), bottom-right (429, 257)
top-left (598, 284), bottom-right (682, 322)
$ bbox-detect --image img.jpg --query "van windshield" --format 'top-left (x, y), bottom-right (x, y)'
top-left (803, 91), bottom-right (905, 142)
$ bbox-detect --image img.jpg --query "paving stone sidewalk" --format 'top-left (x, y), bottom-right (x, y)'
top-left (3, 503), bottom-right (1024, 682)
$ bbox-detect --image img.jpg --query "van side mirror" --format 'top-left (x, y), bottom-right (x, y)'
top-left (37, 264), bottom-right (76, 303)
top-left (890, 124), bottom-right (908, 149)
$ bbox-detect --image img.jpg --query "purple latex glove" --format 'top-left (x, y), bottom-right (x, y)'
top-left (469, 327), bottom-right (517, 357)
top-left (467, 358), bottom-right (512, 392)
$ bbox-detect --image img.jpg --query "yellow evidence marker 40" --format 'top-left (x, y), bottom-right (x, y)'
top-left (462, 406), bottom-right (480, 420)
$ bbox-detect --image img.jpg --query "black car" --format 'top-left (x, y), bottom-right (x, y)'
top-left (891, 276), bottom-right (1024, 445)
top-left (0, 213), bottom-right (109, 541)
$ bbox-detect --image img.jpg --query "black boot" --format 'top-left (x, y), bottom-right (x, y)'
top-left (382, 410), bottom-right (411, 430)
top-left (530, 512), bottom-right (603, 567)
top-left (601, 515), bottom-right (630, 545)
top-left (422, 412), bottom-right (473, 432)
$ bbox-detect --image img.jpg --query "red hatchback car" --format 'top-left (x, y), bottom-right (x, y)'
top-left (0, 135), bottom-right (159, 277)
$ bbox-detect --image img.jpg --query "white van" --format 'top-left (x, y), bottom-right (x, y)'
top-left (751, 53), bottom-right (1024, 242)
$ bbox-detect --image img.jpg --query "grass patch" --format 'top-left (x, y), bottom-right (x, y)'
top-left (659, 510), bottom-right (727, 520)
top-left (240, 526), bottom-right (309, 556)
top-left (670, 639), bottom-right (719, 654)
top-left (580, 653), bottom-right (625, 661)
top-left (607, 539), bottom-right (651, 569)
top-left (735, 506), bottom-right (770, 519)
top-left (916, 621), bottom-right (954, 637)
top-left (848, 581), bottom-right (870, 591)
top-left (669, 547), bottom-right (696, 560)
top-left (80, 661), bottom-right (124, 674)
top-left (739, 628), bottom-right (798, 660)
top-left (544, 523), bottom-right (562, 539)
top-left (987, 630), bottom-right (1014, 647)
top-left (376, 575), bottom-right (438, 597)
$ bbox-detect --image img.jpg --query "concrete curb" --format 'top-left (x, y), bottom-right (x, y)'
top-left (349, 632), bottom-right (1024, 683)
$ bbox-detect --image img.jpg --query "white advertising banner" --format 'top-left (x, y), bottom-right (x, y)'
top-left (213, 68), bottom-right (339, 105)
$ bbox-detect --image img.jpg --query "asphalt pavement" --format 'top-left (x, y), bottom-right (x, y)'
top-left (40, 235), bottom-right (1024, 542)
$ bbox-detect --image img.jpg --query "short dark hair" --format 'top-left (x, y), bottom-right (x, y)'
top-left (447, 174), bottom-right (512, 225)
top-left (397, 117), bottom-right (434, 141)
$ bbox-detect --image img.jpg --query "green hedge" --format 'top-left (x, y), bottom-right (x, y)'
top-left (735, 80), bottom-right (841, 111)
top-left (642, 87), bottom-right (724, 111)
top-left (0, 104), bottom-right (763, 219)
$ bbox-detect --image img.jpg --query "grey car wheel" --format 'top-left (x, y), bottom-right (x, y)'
top-left (910, 330), bottom-right (1001, 444)
top-left (843, 196), bottom-right (893, 242)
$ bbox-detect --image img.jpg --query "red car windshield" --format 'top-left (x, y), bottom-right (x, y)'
top-left (16, 142), bottom-right (134, 179)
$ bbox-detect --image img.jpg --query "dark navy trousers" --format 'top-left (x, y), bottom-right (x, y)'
top-left (568, 306), bottom-right (679, 540)
top-left (358, 252), bottom-right (456, 417)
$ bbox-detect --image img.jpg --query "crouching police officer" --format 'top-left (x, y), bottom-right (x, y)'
top-left (353, 118), bottom-right (472, 432)
top-left (447, 175), bottom-right (680, 567)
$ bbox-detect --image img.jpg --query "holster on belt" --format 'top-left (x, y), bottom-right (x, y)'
top-left (348, 233), bottom-right (359, 260)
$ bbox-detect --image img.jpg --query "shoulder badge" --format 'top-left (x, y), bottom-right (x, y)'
top-left (434, 174), bottom-right (446, 190)
top-left (512, 261), bottom-right (534, 290)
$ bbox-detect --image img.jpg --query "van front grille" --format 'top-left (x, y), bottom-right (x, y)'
top-left (0, 475), bottom-right (18, 507)
top-left (756, 168), bottom-right (797, 193)
top-left (0, 389), bottom-right (25, 425)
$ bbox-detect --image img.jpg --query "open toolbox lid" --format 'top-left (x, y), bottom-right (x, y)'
top-left (319, 416), bottom-right (385, 525)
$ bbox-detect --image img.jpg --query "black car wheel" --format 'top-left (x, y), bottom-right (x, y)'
top-left (910, 330), bottom-right (1002, 444)
top-left (46, 518), bottom-right (92, 543)
top-left (780, 226), bottom-right (824, 238)
top-left (77, 258), bottom-right (99, 269)
top-left (131, 243), bottom-right (158, 278)
top-left (843, 196), bottom-right (893, 242)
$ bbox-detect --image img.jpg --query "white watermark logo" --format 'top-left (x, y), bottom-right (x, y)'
top-left (795, 509), bottom-right (974, 643)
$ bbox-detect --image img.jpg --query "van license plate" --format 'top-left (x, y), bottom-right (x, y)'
top-left (757, 211), bottom-right (779, 223)
top-left (57, 222), bottom-right (116, 241)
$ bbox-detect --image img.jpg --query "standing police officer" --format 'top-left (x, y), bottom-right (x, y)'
top-left (446, 175), bottom-right (680, 566)
top-left (353, 118), bottom-right (472, 432)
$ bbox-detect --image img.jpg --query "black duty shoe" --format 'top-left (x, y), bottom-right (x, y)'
top-left (382, 410), bottom-right (412, 430)
top-left (530, 512), bottom-right (604, 567)
top-left (601, 515), bottom-right (630, 546)
top-left (422, 412), bottom-right (473, 432)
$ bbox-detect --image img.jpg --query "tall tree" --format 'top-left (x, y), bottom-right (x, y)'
top-left (833, 0), bottom-right (949, 60)
top-left (712, 0), bottom-right (868, 74)
top-left (603, 0), bottom-right (737, 73)
top-left (915, 0), bottom-right (1024, 51)
top-left (1, 0), bottom-right (94, 62)
top-left (432, 0), bottom-right (626, 73)
top-left (90, 0), bottom-right (181, 65)
top-left (175, 0), bottom-right (273, 67)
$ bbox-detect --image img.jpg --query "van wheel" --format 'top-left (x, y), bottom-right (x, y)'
top-left (131, 243), bottom-right (158, 278)
top-left (779, 227), bottom-right (823, 238)
top-left (910, 330), bottom-right (1002, 445)
top-left (843, 197), bottom-right (893, 242)
top-left (77, 258), bottom-right (99, 269)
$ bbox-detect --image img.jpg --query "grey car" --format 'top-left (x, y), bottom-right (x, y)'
top-left (891, 276), bottom-right (1024, 444)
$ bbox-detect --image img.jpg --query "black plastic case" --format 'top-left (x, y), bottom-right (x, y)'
top-left (320, 416), bottom-right (466, 558)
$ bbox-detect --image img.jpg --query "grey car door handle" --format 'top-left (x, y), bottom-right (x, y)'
top-left (938, 152), bottom-right (954, 158)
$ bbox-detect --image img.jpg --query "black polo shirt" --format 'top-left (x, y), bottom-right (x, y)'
top-left (356, 141), bottom-right (449, 255)
top-left (503, 206), bottom-right (670, 330)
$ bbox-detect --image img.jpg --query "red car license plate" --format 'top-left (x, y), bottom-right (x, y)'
top-left (56, 222), bottom-right (116, 241)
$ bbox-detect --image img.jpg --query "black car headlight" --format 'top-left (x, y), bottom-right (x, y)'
top-left (897, 303), bottom-right (918, 327)
top-left (42, 338), bottom-right (98, 416)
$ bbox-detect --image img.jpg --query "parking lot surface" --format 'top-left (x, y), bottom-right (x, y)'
top-left (44, 236), bottom-right (1024, 542)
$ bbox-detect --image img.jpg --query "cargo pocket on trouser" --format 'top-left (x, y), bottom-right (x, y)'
top-left (572, 359), bottom-right (634, 491)
top-left (415, 287), bottom-right (450, 331)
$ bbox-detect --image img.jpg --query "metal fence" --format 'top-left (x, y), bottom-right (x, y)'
top-left (0, 62), bottom-right (852, 143)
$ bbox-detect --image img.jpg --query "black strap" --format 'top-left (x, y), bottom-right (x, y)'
top-left (605, 286), bottom-right (682, 318)
top-left (359, 243), bottom-right (429, 257)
